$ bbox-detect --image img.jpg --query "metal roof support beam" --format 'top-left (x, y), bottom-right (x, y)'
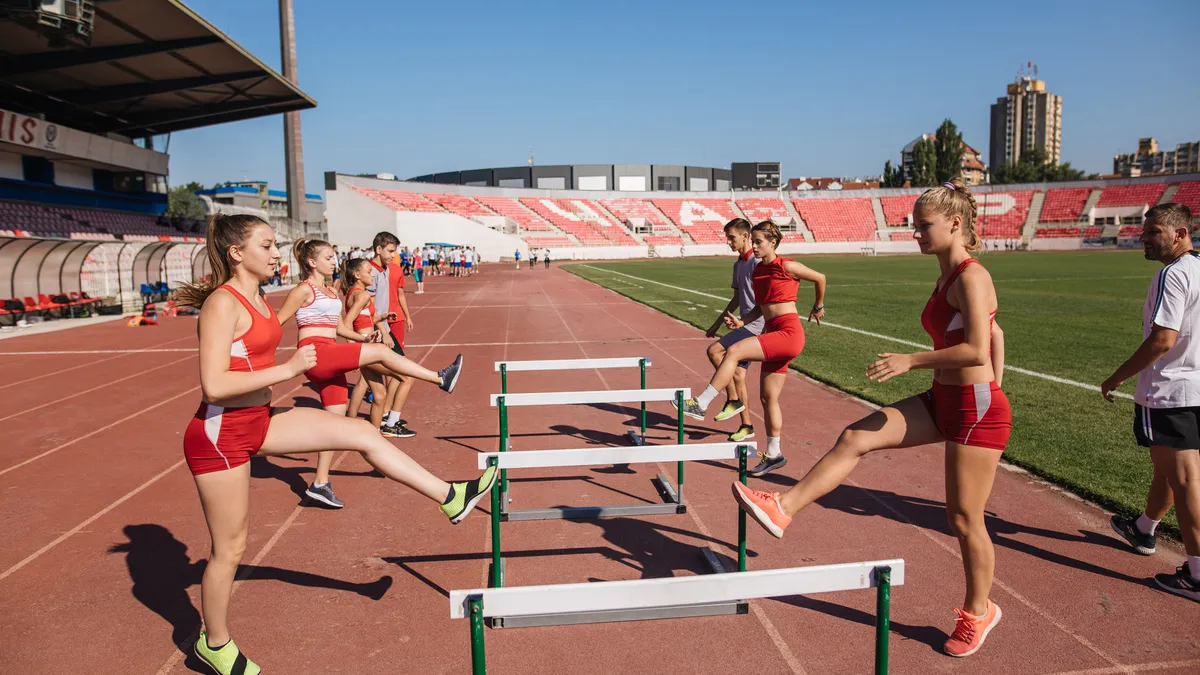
top-left (0, 37), bottom-right (224, 78)
top-left (51, 70), bottom-right (265, 105)
top-left (113, 95), bottom-right (300, 133)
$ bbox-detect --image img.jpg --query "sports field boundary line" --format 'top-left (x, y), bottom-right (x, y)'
top-left (0, 334), bottom-right (200, 389)
top-left (573, 271), bottom-right (1140, 673)
top-left (575, 264), bottom-right (1134, 401)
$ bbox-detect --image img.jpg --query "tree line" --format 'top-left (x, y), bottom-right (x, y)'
top-left (881, 118), bottom-right (1092, 188)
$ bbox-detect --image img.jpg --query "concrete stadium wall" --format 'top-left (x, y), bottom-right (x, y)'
top-left (394, 212), bottom-right (527, 261)
top-left (613, 164), bottom-right (652, 192)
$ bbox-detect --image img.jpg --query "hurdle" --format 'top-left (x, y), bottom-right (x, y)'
top-left (451, 559), bottom-right (904, 674)
top-left (496, 357), bottom-right (655, 446)
top-left (480, 442), bottom-right (755, 593)
top-left (490, 387), bottom-right (690, 521)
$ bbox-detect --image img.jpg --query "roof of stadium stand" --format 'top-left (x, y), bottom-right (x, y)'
top-left (0, 0), bottom-right (315, 138)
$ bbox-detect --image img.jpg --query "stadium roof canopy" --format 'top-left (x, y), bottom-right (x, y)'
top-left (0, 0), bottom-right (315, 138)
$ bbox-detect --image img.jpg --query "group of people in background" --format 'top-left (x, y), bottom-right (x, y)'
top-left (515, 247), bottom-right (552, 269)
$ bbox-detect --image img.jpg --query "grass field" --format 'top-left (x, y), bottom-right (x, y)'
top-left (565, 250), bottom-right (1178, 533)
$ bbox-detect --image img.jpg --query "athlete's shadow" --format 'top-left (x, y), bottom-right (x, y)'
top-left (108, 524), bottom-right (392, 672)
top-left (249, 455), bottom-right (378, 504)
top-left (586, 402), bottom-right (727, 440)
top-left (771, 593), bottom-right (947, 653)
top-left (814, 485), bottom-right (1151, 586)
top-left (581, 516), bottom-right (758, 580)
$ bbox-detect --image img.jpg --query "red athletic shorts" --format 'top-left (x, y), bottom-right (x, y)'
top-left (756, 314), bottom-right (805, 374)
top-left (298, 336), bottom-right (362, 407)
top-left (918, 381), bottom-right (1011, 450)
top-left (183, 403), bottom-right (275, 476)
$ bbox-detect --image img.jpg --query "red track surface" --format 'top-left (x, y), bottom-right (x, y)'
top-left (1, 265), bottom-right (1198, 674)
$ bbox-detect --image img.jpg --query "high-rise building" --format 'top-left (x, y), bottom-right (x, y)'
top-left (1113, 137), bottom-right (1198, 177)
top-left (988, 64), bottom-right (1063, 174)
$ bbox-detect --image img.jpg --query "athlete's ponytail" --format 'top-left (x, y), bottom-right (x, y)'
top-left (176, 214), bottom-right (271, 309)
top-left (340, 257), bottom-right (369, 296)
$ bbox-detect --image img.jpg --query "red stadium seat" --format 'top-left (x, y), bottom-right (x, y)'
top-left (1097, 184), bottom-right (1166, 208)
top-left (735, 198), bottom-right (791, 224)
top-left (791, 198), bottom-right (876, 242)
top-left (1040, 188), bottom-right (1091, 222)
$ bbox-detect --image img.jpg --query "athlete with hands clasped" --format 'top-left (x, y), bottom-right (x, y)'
top-left (732, 178), bottom-right (1010, 660)
top-left (676, 220), bottom-right (826, 476)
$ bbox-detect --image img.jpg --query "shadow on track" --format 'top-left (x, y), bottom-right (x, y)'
top-left (109, 523), bottom-right (391, 672)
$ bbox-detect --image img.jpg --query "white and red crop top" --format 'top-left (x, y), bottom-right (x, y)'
top-left (221, 284), bottom-right (281, 372)
top-left (294, 281), bottom-right (342, 329)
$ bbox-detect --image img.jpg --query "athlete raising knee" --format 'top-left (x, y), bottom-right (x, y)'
top-left (676, 221), bottom-right (826, 476)
top-left (177, 214), bottom-right (494, 675)
top-left (732, 178), bottom-right (1010, 659)
top-left (343, 257), bottom-right (396, 435)
top-left (704, 218), bottom-right (762, 448)
top-left (275, 238), bottom-right (464, 508)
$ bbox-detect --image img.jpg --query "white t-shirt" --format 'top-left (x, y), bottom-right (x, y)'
top-left (1136, 251), bottom-right (1200, 408)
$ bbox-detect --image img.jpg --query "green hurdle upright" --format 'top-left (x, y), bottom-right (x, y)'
top-left (453, 560), bottom-right (904, 674)
top-left (490, 386), bottom-right (689, 522)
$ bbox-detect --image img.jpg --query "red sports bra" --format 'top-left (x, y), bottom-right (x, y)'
top-left (751, 256), bottom-right (800, 305)
top-left (347, 288), bottom-right (376, 332)
top-left (920, 258), bottom-right (996, 350)
top-left (220, 284), bottom-right (281, 372)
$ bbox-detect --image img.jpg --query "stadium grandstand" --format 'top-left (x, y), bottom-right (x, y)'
top-left (0, 0), bottom-right (314, 321)
top-left (325, 167), bottom-right (1200, 261)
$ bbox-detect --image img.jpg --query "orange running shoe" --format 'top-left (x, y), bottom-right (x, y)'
top-left (943, 600), bottom-right (1002, 657)
top-left (731, 482), bottom-right (791, 538)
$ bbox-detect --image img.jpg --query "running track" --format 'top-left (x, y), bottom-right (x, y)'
top-left (0, 264), bottom-right (1197, 675)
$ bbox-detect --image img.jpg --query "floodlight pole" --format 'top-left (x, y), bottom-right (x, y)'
top-left (279, 0), bottom-right (306, 243)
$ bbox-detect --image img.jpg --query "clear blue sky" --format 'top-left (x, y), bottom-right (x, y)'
top-left (170, 0), bottom-right (1200, 196)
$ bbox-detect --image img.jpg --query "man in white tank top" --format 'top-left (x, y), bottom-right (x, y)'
top-left (1102, 203), bottom-right (1200, 603)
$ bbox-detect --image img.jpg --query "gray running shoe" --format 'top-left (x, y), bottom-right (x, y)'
top-left (748, 453), bottom-right (788, 477)
top-left (1109, 515), bottom-right (1156, 555)
top-left (438, 354), bottom-right (463, 394)
top-left (672, 397), bottom-right (705, 421)
top-left (305, 482), bottom-right (345, 509)
top-left (380, 422), bottom-right (416, 439)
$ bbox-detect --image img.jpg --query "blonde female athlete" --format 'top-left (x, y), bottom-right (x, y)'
top-left (732, 178), bottom-right (1011, 658)
top-left (178, 215), bottom-right (494, 675)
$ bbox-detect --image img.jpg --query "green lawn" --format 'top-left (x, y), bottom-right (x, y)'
top-left (565, 251), bottom-right (1177, 533)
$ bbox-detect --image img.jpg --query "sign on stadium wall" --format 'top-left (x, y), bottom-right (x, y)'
top-left (0, 108), bottom-right (169, 175)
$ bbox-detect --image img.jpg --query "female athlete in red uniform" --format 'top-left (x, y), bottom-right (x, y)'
top-left (732, 178), bottom-right (1010, 659)
top-left (343, 257), bottom-right (397, 431)
top-left (275, 238), bottom-right (464, 508)
top-left (177, 215), bottom-right (495, 675)
top-left (675, 221), bottom-right (827, 476)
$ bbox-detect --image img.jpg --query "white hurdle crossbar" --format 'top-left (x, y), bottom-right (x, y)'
top-left (488, 388), bottom-right (688, 407)
top-left (495, 357), bottom-right (654, 445)
top-left (478, 442), bottom-right (751, 470)
top-left (491, 386), bottom-right (692, 524)
top-left (481, 443), bottom-right (756, 591)
top-left (494, 357), bottom-right (651, 372)
top-left (453, 559), bottom-right (905, 674)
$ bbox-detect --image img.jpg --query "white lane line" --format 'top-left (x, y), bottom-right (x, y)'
top-left (578, 265), bottom-right (1134, 401)
top-left (0, 335), bottom-right (199, 390)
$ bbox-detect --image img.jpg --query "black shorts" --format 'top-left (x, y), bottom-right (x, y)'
top-left (1134, 404), bottom-right (1200, 449)
top-left (389, 328), bottom-right (405, 356)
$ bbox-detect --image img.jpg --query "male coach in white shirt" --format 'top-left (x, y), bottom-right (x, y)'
top-left (1102, 202), bottom-right (1200, 603)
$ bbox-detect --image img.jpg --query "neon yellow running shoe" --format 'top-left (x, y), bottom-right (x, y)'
top-left (714, 400), bottom-right (746, 423)
top-left (195, 631), bottom-right (261, 675)
top-left (440, 465), bottom-right (498, 524)
top-left (728, 424), bottom-right (755, 442)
